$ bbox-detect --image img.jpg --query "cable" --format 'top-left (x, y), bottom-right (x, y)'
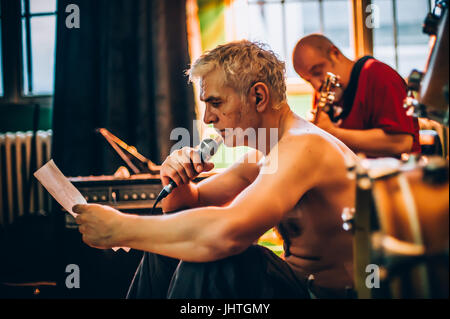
top-left (150, 199), bottom-right (159, 215)
top-left (150, 188), bottom-right (168, 215)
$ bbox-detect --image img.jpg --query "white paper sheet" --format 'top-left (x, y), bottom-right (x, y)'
top-left (34, 159), bottom-right (130, 252)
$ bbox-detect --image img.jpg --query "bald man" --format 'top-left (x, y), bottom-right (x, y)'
top-left (293, 34), bottom-right (420, 158)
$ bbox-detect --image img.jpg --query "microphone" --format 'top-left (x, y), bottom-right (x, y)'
top-left (151, 136), bottom-right (223, 213)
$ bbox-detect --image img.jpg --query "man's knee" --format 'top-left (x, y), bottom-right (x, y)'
top-left (167, 245), bottom-right (308, 299)
top-left (167, 247), bottom-right (262, 298)
top-left (127, 252), bottom-right (180, 299)
top-left (173, 245), bottom-right (263, 280)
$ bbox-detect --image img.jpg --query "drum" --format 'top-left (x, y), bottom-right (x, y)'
top-left (349, 156), bottom-right (449, 299)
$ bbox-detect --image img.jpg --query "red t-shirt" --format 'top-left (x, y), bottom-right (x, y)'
top-left (338, 58), bottom-right (421, 154)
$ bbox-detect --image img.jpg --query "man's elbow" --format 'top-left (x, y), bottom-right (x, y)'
top-left (387, 134), bottom-right (413, 156)
top-left (212, 230), bottom-right (251, 260)
top-left (207, 223), bottom-right (253, 261)
top-left (195, 239), bottom-right (244, 263)
top-left (209, 239), bottom-right (248, 261)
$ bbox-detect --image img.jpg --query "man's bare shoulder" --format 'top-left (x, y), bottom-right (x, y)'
top-left (273, 128), bottom-right (338, 158)
top-left (283, 125), bottom-right (356, 161)
top-left (263, 127), bottom-right (356, 179)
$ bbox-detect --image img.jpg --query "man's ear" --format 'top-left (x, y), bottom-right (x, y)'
top-left (327, 45), bottom-right (341, 63)
top-left (250, 82), bottom-right (270, 112)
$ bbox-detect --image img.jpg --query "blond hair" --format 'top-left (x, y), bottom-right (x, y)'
top-left (187, 40), bottom-right (286, 108)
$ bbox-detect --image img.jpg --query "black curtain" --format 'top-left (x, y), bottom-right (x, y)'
top-left (52, 0), bottom-right (197, 176)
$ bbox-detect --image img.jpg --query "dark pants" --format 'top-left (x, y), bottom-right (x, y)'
top-left (126, 245), bottom-right (309, 299)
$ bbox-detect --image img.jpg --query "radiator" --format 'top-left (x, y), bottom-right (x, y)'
top-left (0, 130), bottom-right (52, 226)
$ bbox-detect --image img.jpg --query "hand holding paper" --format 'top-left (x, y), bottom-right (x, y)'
top-left (72, 203), bottom-right (130, 252)
top-left (34, 160), bottom-right (130, 252)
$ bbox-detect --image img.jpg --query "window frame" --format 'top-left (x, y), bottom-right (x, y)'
top-left (225, 0), bottom-right (434, 95)
top-left (371, 0), bottom-right (435, 75)
top-left (0, 0), bottom-right (56, 107)
top-left (226, 0), bottom-right (358, 95)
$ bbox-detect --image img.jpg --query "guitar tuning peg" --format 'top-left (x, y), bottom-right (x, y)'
top-left (341, 207), bottom-right (355, 231)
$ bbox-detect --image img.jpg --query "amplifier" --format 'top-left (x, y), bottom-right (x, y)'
top-left (69, 173), bottom-right (164, 211)
top-left (65, 173), bottom-right (164, 228)
top-left (67, 171), bottom-right (218, 217)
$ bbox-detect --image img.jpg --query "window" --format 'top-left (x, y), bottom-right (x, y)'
top-left (372, 0), bottom-right (434, 77)
top-left (0, 0), bottom-right (57, 103)
top-left (21, 0), bottom-right (57, 95)
top-left (227, 0), bottom-right (353, 82)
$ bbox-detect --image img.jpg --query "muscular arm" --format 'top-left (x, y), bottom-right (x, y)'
top-left (329, 127), bottom-right (413, 157)
top-left (108, 135), bottom-right (329, 262)
top-left (161, 149), bottom-right (263, 212)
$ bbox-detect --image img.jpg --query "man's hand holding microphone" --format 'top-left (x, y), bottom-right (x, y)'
top-left (157, 136), bottom-right (223, 212)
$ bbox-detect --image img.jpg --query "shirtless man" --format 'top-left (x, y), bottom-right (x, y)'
top-left (73, 40), bottom-right (356, 299)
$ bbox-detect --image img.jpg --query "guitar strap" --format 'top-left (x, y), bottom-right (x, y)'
top-left (338, 55), bottom-right (374, 121)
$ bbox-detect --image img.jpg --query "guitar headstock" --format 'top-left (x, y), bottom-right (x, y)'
top-left (315, 72), bottom-right (342, 123)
